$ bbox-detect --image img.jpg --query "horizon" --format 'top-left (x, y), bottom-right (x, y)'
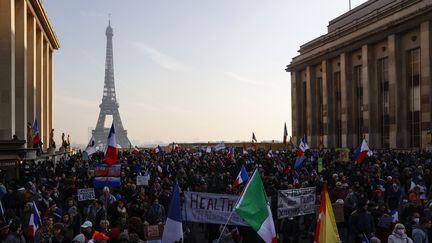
top-left (44, 0), bottom-right (367, 146)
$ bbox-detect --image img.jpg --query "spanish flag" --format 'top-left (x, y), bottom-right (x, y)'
top-left (314, 183), bottom-right (340, 243)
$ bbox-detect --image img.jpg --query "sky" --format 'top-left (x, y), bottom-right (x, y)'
top-left (44, 0), bottom-right (367, 146)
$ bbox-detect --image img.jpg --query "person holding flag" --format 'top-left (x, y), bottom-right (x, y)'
top-left (294, 136), bottom-right (309, 169)
top-left (85, 136), bottom-right (97, 156)
top-left (234, 169), bottom-right (277, 243)
top-left (27, 201), bottom-right (41, 239)
top-left (353, 139), bottom-right (373, 164)
top-left (104, 123), bottom-right (118, 166)
top-left (32, 118), bottom-right (40, 149)
top-left (232, 165), bottom-right (249, 189)
top-left (161, 180), bottom-right (183, 243)
top-left (314, 183), bottom-right (340, 243)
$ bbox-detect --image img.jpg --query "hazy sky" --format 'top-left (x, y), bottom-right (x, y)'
top-left (44, 0), bottom-right (367, 146)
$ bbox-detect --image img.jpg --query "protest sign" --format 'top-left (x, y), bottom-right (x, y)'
top-left (183, 192), bottom-right (247, 226)
top-left (278, 187), bottom-right (316, 219)
top-left (144, 225), bottom-right (163, 240)
top-left (77, 188), bottom-right (95, 201)
top-left (136, 175), bottom-right (149, 186)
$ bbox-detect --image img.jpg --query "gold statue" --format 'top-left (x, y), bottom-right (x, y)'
top-left (49, 129), bottom-right (56, 148)
top-left (27, 122), bottom-right (33, 148)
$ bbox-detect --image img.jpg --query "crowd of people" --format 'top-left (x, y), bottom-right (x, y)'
top-left (0, 145), bottom-right (431, 243)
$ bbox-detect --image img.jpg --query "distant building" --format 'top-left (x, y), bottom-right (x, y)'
top-left (0, 0), bottom-right (60, 178)
top-left (286, 0), bottom-right (432, 149)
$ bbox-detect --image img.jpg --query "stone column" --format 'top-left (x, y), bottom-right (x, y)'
top-left (49, 49), bottom-right (53, 143)
top-left (388, 35), bottom-right (399, 148)
top-left (306, 66), bottom-right (318, 147)
top-left (420, 21), bottom-right (431, 148)
top-left (291, 72), bottom-right (298, 143)
top-left (363, 45), bottom-right (380, 147)
top-left (14, 0), bottom-right (27, 141)
top-left (43, 41), bottom-right (49, 150)
top-left (390, 35), bottom-right (408, 148)
top-left (322, 60), bottom-right (332, 147)
top-left (27, 14), bottom-right (36, 126)
top-left (361, 45), bottom-right (370, 142)
top-left (340, 53), bottom-right (351, 147)
top-left (0, 0), bottom-right (15, 140)
top-left (36, 28), bottom-right (44, 145)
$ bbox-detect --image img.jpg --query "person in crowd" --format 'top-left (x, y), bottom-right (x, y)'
top-left (412, 217), bottom-right (431, 243)
top-left (4, 220), bottom-right (25, 243)
top-left (80, 220), bottom-right (109, 242)
top-left (388, 223), bottom-right (413, 243)
top-left (99, 187), bottom-right (116, 210)
top-left (349, 199), bottom-right (376, 243)
top-left (146, 198), bottom-right (165, 225)
top-left (0, 146), bottom-right (430, 242)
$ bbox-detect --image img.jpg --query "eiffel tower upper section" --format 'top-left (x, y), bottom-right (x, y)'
top-left (92, 20), bottom-right (131, 148)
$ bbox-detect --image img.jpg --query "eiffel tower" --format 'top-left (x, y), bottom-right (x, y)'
top-left (92, 20), bottom-right (130, 148)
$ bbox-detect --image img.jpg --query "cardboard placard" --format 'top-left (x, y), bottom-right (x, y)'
top-left (144, 224), bottom-right (164, 240)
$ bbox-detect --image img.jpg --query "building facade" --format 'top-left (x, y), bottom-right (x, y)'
top-left (287, 0), bottom-right (432, 149)
top-left (0, 0), bottom-right (59, 150)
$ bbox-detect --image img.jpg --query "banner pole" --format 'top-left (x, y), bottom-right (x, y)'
top-left (216, 181), bottom-right (248, 243)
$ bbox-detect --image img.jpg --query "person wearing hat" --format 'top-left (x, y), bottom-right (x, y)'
top-left (331, 181), bottom-right (348, 203)
top-left (72, 233), bottom-right (86, 243)
top-left (81, 220), bottom-right (109, 242)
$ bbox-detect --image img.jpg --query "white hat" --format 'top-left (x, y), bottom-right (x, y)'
top-left (81, 220), bottom-right (93, 228)
top-left (72, 234), bottom-right (86, 243)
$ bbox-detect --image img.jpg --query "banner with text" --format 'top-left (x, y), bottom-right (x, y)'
top-left (277, 187), bottom-right (316, 219)
top-left (77, 188), bottom-right (95, 201)
top-left (183, 192), bottom-right (247, 226)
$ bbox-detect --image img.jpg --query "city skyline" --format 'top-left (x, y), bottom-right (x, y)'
top-left (44, 0), bottom-right (367, 146)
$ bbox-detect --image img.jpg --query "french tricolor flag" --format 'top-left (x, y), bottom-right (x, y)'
top-left (294, 137), bottom-right (309, 169)
top-left (32, 118), bottom-right (40, 145)
top-left (233, 165), bottom-right (249, 188)
top-left (353, 139), bottom-right (372, 164)
top-left (162, 180), bottom-right (183, 243)
top-left (227, 147), bottom-right (235, 159)
top-left (155, 162), bottom-right (163, 173)
top-left (104, 123), bottom-right (118, 166)
top-left (27, 202), bottom-right (41, 238)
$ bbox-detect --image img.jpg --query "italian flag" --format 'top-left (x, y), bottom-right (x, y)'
top-left (235, 169), bottom-right (277, 243)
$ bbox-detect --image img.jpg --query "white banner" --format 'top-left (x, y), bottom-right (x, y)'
top-left (137, 175), bottom-right (150, 186)
top-left (77, 188), bottom-right (95, 202)
top-left (277, 187), bottom-right (316, 219)
top-left (183, 192), bottom-right (247, 226)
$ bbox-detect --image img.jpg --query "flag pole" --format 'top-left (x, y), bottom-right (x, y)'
top-left (216, 168), bottom-right (257, 243)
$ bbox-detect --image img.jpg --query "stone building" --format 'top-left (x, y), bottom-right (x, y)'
top-left (286, 0), bottom-right (432, 149)
top-left (0, 0), bottom-right (60, 178)
top-left (0, 0), bottom-right (59, 149)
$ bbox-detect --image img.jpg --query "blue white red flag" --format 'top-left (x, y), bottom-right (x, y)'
top-left (27, 202), bottom-right (41, 238)
top-left (32, 118), bottom-right (40, 145)
top-left (162, 180), bottom-right (183, 243)
top-left (294, 136), bottom-right (309, 169)
top-left (104, 123), bottom-right (118, 166)
top-left (233, 165), bottom-right (249, 188)
top-left (227, 147), bottom-right (235, 158)
top-left (353, 139), bottom-right (372, 164)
